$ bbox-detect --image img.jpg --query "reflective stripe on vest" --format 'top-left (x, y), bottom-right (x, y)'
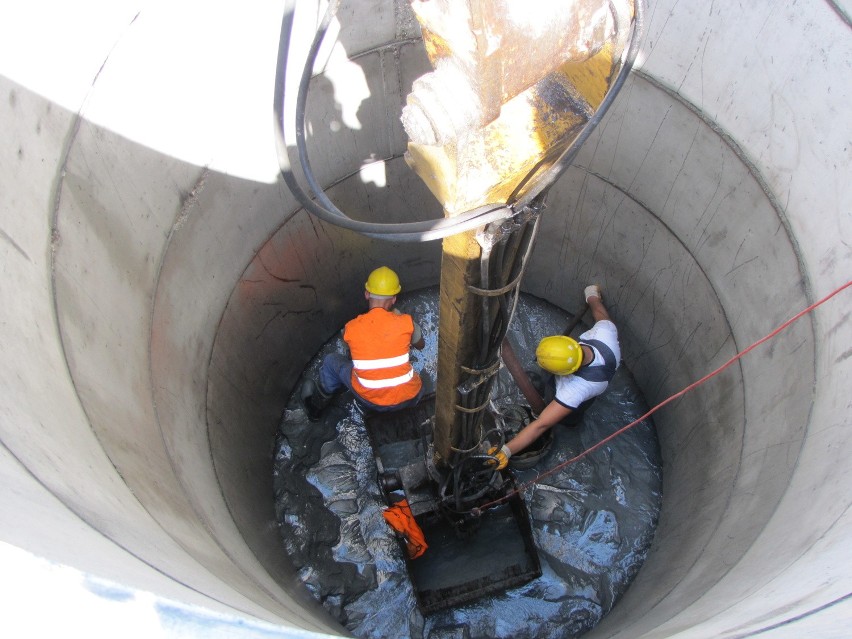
top-left (344, 307), bottom-right (422, 406)
top-left (352, 353), bottom-right (410, 370)
top-left (354, 368), bottom-right (414, 389)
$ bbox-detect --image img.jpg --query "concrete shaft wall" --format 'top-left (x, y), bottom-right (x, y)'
top-left (1, 1), bottom-right (849, 637)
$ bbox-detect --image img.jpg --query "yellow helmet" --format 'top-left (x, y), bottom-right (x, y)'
top-left (536, 336), bottom-right (583, 375)
top-left (365, 266), bottom-right (401, 298)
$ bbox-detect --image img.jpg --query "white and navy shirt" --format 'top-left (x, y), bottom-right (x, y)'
top-left (554, 320), bottom-right (621, 410)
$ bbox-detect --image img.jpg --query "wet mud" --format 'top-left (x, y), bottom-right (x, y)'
top-left (274, 288), bottom-right (662, 639)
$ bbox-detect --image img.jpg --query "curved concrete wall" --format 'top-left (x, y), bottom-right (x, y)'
top-left (1, 1), bottom-right (849, 637)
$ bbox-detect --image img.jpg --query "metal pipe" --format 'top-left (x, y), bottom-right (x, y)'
top-left (500, 339), bottom-right (547, 415)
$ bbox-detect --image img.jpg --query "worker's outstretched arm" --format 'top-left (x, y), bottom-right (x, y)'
top-left (585, 284), bottom-right (610, 322)
top-left (491, 400), bottom-right (572, 468)
top-left (506, 400), bottom-right (571, 454)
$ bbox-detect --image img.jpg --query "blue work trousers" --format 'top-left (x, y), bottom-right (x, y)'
top-left (319, 352), bottom-right (423, 413)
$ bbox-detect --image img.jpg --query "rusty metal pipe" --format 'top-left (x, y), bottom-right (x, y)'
top-left (500, 338), bottom-right (547, 416)
top-left (500, 299), bottom-right (590, 419)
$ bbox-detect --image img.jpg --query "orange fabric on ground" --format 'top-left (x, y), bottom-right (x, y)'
top-left (382, 498), bottom-right (428, 559)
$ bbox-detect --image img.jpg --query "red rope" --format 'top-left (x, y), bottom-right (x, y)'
top-left (478, 279), bottom-right (852, 512)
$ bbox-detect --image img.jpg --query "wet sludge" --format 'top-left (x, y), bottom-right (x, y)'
top-left (273, 288), bottom-right (662, 639)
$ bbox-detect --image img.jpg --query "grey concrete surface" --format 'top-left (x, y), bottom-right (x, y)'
top-left (1, 1), bottom-right (849, 638)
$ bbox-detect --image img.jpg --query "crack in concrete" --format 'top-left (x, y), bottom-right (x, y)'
top-left (0, 227), bottom-right (31, 262)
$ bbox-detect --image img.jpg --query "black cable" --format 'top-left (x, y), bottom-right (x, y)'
top-left (275, 0), bottom-right (646, 511)
top-left (275, 0), bottom-right (645, 242)
top-left (452, 205), bottom-right (542, 457)
top-left (453, 193), bottom-right (546, 464)
top-left (274, 0), bottom-right (513, 241)
top-left (435, 0), bottom-right (649, 444)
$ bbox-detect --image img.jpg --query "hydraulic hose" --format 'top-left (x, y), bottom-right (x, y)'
top-left (274, 0), bottom-right (513, 242)
top-left (274, 0), bottom-right (645, 242)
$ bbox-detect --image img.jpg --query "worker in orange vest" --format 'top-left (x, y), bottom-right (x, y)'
top-left (302, 266), bottom-right (425, 421)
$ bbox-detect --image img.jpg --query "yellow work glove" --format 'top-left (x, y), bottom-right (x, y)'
top-left (487, 445), bottom-right (512, 470)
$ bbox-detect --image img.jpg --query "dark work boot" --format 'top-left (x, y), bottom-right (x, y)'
top-left (301, 379), bottom-right (332, 422)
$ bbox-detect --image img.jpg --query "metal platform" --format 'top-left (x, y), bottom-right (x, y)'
top-left (365, 395), bottom-right (541, 613)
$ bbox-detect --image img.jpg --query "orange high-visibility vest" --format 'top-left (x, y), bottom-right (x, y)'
top-left (344, 308), bottom-right (422, 406)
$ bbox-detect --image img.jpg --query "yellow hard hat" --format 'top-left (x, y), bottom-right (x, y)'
top-left (365, 266), bottom-right (401, 297)
top-left (536, 335), bottom-right (583, 375)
